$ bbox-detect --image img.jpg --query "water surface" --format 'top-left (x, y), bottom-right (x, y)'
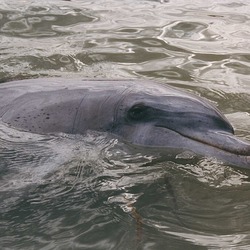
top-left (1, 0), bottom-right (250, 249)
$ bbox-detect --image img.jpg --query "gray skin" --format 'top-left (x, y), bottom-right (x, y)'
top-left (0, 78), bottom-right (250, 168)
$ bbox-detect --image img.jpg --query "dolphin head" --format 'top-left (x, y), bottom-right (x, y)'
top-left (112, 83), bottom-right (250, 168)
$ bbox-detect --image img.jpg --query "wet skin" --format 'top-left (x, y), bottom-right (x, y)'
top-left (0, 78), bottom-right (250, 168)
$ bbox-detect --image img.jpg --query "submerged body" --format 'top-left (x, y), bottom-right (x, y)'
top-left (0, 78), bottom-right (250, 168)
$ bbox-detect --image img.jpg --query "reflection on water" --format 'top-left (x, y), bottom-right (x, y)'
top-left (1, 7), bottom-right (96, 37)
top-left (1, 0), bottom-right (250, 249)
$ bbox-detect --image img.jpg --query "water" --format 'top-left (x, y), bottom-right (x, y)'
top-left (1, 0), bottom-right (250, 249)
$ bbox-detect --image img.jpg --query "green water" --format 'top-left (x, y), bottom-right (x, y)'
top-left (1, 0), bottom-right (250, 249)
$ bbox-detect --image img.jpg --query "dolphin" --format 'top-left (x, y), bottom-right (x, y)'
top-left (0, 78), bottom-right (249, 168)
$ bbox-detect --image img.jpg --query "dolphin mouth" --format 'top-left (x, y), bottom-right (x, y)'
top-left (177, 130), bottom-right (250, 156)
top-left (153, 109), bottom-right (250, 157)
top-left (156, 124), bottom-right (250, 157)
top-left (153, 124), bottom-right (250, 168)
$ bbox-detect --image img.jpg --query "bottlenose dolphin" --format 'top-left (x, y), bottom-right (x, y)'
top-left (0, 78), bottom-right (249, 168)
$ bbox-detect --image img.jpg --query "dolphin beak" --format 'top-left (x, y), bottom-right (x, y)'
top-left (192, 130), bottom-right (250, 168)
top-left (155, 111), bottom-right (250, 168)
top-left (159, 125), bottom-right (250, 168)
top-left (174, 129), bottom-right (250, 156)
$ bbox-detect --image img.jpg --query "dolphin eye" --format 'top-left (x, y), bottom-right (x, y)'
top-left (128, 104), bottom-right (149, 120)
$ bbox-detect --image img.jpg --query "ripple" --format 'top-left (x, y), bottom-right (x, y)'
top-left (1, 18), bottom-right (31, 33)
top-left (162, 21), bottom-right (215, 41)
top-left (0, 7), bottom-right (97, 37)
top-left (136, 67), bottom-right (193, 81)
